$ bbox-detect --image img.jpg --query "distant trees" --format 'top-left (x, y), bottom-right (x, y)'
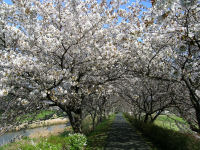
top-left (117, 78), bottom-right (175, 123)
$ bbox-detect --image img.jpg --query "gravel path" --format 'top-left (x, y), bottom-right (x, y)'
top-left (104, 113), bottom-right (151, 150)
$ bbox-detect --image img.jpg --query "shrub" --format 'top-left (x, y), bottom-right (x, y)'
top-left (124, 113), bottom-right (200, 150)
top-left (65, 133), bottom-right (87, 150)
top-left (38, 133), bottom-right (87, 150)
top-left (18, 139), bottom-right (62, 150)
top-left (0, 133), bottom-right (87, 150)
top-left (36, 139), bottom-right (62, 150)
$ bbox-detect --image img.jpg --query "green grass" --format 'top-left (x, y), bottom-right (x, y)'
top-left (154, 114), bottom-right (189, 131)
top-left (124, 113), bottom-right (200, 150)
top-left (82, 115), bottom-right (103, 135)
top-left (86, 114), bottom-right (115, 150)
top-left (16, 110), bottom-right (65, 123)
top-left (82, 116), bottom-right (94, 135)
top-left (0, 129), bottom-right (87, 150)
top-left (1, 114), bottom-right (115, 150)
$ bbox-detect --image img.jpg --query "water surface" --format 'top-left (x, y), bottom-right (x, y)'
top-left (0, 124), bottom-right (68, 146)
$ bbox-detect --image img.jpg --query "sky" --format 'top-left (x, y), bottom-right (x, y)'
top-left (3, 0), bottom-right (151, 7)
top-left (3, 0), bottom-right (151, 25)
top-left (4, 0), bottom-right (12, 4)
top-left (3, 0), bottom-right (150, 41)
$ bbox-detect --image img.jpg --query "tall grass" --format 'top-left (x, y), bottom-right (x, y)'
top-left (82, 116), bottom-right (94, 135)
top-left (0, 132), bottom-right (86, 150)
top-left (154, 115), bottom-right (189, 131)
top-left (1, 114), bottom-right (115, 150)
top-left (86, 114), bottom-right (115, 149)
top-left (124, 113), bottom-right (200, 150)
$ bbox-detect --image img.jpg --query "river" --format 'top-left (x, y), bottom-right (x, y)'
top-left (0, 123), bottom-right (70, 147)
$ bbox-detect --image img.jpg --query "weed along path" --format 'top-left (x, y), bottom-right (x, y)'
top-left (104, 113), bottom-right (150, 150)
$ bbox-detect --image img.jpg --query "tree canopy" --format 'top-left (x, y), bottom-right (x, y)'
top-left (0, 0), bottom-right (200, 133)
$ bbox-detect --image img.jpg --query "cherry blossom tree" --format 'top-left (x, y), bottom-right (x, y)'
top-left (117, 77), bottom-right (175, 123)
top-left (0, 0), bottom-right (128, 133)
top-left (134, 0), bottom-right (200, 131)
top-left (83, 85), bottom-right (119, 130)
top-left (1, 0), bottom-right (200, 135)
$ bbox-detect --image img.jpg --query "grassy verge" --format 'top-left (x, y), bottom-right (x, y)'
top-left (16, 110), bottom-right (66, 124)
top-left (13, 118), bottom-right (68, 132)
top-left (7, 110), bottom-right (68, 132)
top-left (1, 115), bottom-right (115, 150)
top-left (86, 114), bottom-right (115, 150)
top-left (82, 116), bottom-right (95, 135)
top-left (0, 127), bottom-right (88, 150)
top-left (154, 114), bottom-right (189, 131)
top-left (124, 113), bottom-right (200, 150)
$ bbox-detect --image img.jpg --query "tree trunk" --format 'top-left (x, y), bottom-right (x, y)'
top-left (90, 112), bottom-right (96, 131)
top-left (194, 107), bottom-right (200, 133)
top-left (150, 110), bottom-right (163, 123)
top-left (138, 113), bottom-right (141, 120)
top-left (144, 114), bottom-right (149, 123)
top-left (98, 114), bottom-right (103, 123)
top-left (98, 108), bottom-right (103, 123)
top-left (103, 110), bottom-right (106, 119)
top-left (150, 115), bottom-right (158, 123)
top-left (66, 109), bottom-right (82, 133)
top-left (183, 78), bottom-right (200, 132)
top-left (92, 116), bottom-right (95, 131)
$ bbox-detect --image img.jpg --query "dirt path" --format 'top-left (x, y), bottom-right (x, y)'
top-left (104, 113), bottom-right (151, 150)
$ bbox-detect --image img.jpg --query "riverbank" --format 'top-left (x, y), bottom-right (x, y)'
top-left (0, 114), bottom-right (115, 150)
top-left (0, 123), bottom-right (70, 147)
top-left (10, 117), bottom-right (69, 132)
top-left (0, 130), bottom-right (86, 150)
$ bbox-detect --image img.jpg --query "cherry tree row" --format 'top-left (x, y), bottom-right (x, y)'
top-left (0, 0), bottom-right (199, 133)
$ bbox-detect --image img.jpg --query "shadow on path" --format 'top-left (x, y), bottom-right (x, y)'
top-left (104, 113), bottom-right (150, 150)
